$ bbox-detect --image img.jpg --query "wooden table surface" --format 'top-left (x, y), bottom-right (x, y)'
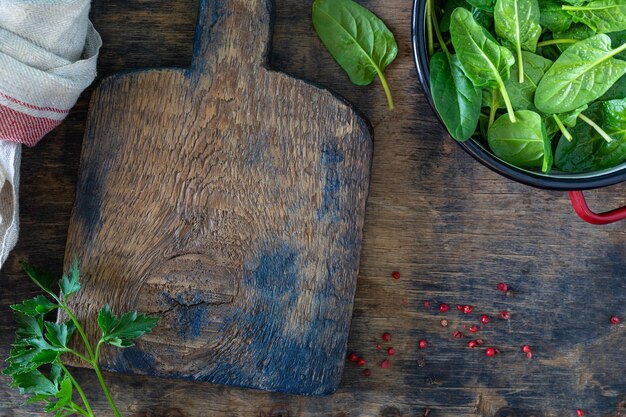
top-left (2, 0), bottom-right (626, 416)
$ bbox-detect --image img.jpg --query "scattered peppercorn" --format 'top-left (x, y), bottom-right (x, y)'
top-left (439, 303), bottom-right (449, 313)
top-left (485, 347), bottom-right (496, 357)
top-left (440, 319), bottom-right (448, 327)
top-left (382, 332), bottom-right (392, 342)
top-left (611, 316), bottom-right (621, 325)
top-left (453, 330), bottom-right (463, 339)
top-left (457, 305), bottom-right (464, 311)
top-left (423, 300), bottom-right (430, 309)
top-left (468, 340), bottom-right (477, 348)
top-left (475, 339), bottom-right (484, 345)
top-left (348, 352), bottom-right (359, 362)
top-left (522, 345), bottom-right (531, 354)
top-left (463, 305), bottom-right (473, 314)
top-left (480, 315), bottom-right (490, 324)
top-left (376, 344), bottom-right (382, 350)
top-left (419, 339), bottom-right (428, 349)
top-left (500, 310), bottom-right (510, 320)
top-left (497, 282), bottom-right (508, 292)
top-left (357, 358), bottom-right (366, 366)
top-left (576, 409), bottom-right (585, 417)
top-left (391, 271), bottom-right (400, 280)
top-left (526, 352), bottom-right (533, 359)
top-left (381, 359), bottom-right (390, 369)
top-left (470, 325), bottom-right (478, 333)
top-left (387, 347), bottom-right (396, 356)
top-left (363, 369), bottom-right (371, 377)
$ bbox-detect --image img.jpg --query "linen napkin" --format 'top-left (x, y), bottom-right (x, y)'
top-left (0, 0), bottom-right (101, 266)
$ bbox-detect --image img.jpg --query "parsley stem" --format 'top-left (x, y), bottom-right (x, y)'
top-left (69, 403), bottom-right (90, 417)
top-left (59, 363), bottom-right (95, 417)
top-left (92, 360), bottom-right (123, 417)
top-left (61, 305), bottom-right (95, 359)
top-left (68, 348), bottom-right (92, 365)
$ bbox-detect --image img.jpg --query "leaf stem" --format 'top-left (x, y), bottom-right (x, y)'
top-left (516, 46), bottom-right (524, 84)
top-left (92, 358), bottom-right (123, 417)
top-left (61, 306), bottom-right (95, 359)
top-left (426, 0), bottom-right (434, 57)
top-left (537, 39), bottom-right (578, 47)
top-left (431, 0), bottom-right (449, 57)
top-left (496, 76), bottom-right (516, 123)
top-left (378, 71), bottom-right (395, 110)
top-left (489, 102), bottom-right (497, 129)
top-left (579, 114), bottom-right (613, 143)
top-left (68, 348), bottom-right (93, 365)
top-left (69, 403), bottom-right (90, 417)
top-left (59, 363), bottom-right (95, 417)
top-left (553, 115), bottom-right (573, 141)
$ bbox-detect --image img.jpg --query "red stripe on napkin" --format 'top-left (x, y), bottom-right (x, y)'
top-left (0, 92), bottom-right (69, 115)
top-left (0, 103), bottom-right (61, 147)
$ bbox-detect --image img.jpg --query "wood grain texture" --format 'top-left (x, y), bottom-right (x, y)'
top-left (62, 0), bottom-right (372, 395)
top-left (2, 0), bottom-right (626, 415)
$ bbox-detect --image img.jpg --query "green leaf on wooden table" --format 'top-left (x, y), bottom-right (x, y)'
top-left (535, 34), bottom-right (626, 114)
top-left (22, 262), bottom-right (57, 296)
top-left (494, 0), bottom-right (542, 83)
top-left (59, 258), bottom-right (80, 298)
top-left (539, 0), bottom-right (573, 33)
top-left (488, 110), bottom-right (552, 172)
top-left (450, 7), bottom-right (517, 121)
top-left (556, 100), bottom-right (626, 172)
top-left (44, 322), bottom-right (76, 349)
top-left (312, 0), bottom-right (398, 109)
top-left (563, 0), bottom-right (626, 34)
top-left (98, 304), bottom-right (160, 348)
top-left (430, 52), bottom-right (482, 141)
top-left (11, 295), bottom-right (58, 317)
top-left (10, 370), bottom-right (57, 396)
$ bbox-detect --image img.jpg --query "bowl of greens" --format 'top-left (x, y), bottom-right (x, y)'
top-left (412, 0), bottom-right (626, 224)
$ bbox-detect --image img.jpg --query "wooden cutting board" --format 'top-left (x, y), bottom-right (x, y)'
top-left (64, 0), bottom-right (372, 395)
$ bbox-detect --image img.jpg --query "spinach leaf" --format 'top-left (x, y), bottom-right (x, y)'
top-left (555, 100), bottom-right (626, 172)
top-left (430, 52), bottom-right (482, 141)
top-left (488, 110), bottom-right (552, 172)
top-left (483, 52), bottom-right (552, 112)
top-left (535, 34), bottom-right (626, 114)
top-left (312, 0), bottom-right (398, 109)
top-left (611, 30), bottom-right (626, 60)
top-left (553, 24), bottom-right (597, 51)
top-left (539, 0), bottom-right (573, 33)
top-left (466, 0), bottom-right (496, 12)
top-left (600, 74), bottom-right (626, 100)
top-left (495, 0), bottom-right (542, 83)
top-left (563, 1), bottom-right (626, 34)
top-left (473, 7), bottom-right (494, 30)
top-left (440, 0), bottom-right (471, 32)
top-left (450, 7), bottom-right (517, 121)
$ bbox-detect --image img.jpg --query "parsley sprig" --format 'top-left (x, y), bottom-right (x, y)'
top-left (4, 259), bottom-right (160, 417)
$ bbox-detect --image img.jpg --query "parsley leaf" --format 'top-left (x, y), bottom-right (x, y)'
top-left (59, 258), bottom-right (80, 298)
top-left (98, 304), bottom-right (160, 348)
top-left (21, 262), bottom-right (57, 295)
top-left (10, 369), bottom-right (57, 396)
top-left (44, 322), bottom-right (76, 349)
top-left (11, 295), bottom-right (58, 316)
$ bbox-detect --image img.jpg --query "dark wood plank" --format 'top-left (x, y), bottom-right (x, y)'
top-left (2, 0), bottom-right (626, 415)
top-left (62, 0), bottom-right (372, 395)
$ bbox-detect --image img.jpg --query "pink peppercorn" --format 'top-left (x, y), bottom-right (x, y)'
top-left (423, 300), bottom-right (430, 309)
top-left (470, 325), bottom-right (478, 333)
top-left (382, 332), bottom-right (392, 342)
top-left (497, 282), bottom-right (508, 292)
top-left (468, 341), bottom-right (477, 348)
top-left (475, 339), bottom-right (484, 345)
top-left (419, 339), bottom-right (428, 349)
top-left (392, 271), bottom-right (401, 280)
top-left (381, 359), bottom-right (390, 369)
top-left (500, 310), bottom-right (510, 320)
top-left (453, 330), bottom-right (463, 339)
top-left (611, 316), bottom-right (621, 325)
top-left (522, 345), bottom-right (531, 354)
top-left (480, 315), bottom-right (490, 324)
top-left (348, 353), bottom-right (359, 362)
top-left (576, 410), bottom-right (585, 417)
top-left (357, 358), bottom-right (366, 366)
top-left (439, 303), bottom-right (449, 313)
top-left (485, 348), bottom-right (496, 357)
top-left (387, 347), bottom-right (396, 356)
top-left (463, 305), bottom-right (473, 314)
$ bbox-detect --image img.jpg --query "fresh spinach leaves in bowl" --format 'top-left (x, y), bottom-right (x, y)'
top-left (426, 0), bottom-right (626, 174)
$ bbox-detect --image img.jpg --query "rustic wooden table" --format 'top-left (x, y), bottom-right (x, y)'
top-left (2, 1), bottom-right (626, 416)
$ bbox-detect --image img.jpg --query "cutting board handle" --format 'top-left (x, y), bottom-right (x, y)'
top-left (191, 0), bottom-right (272, 74)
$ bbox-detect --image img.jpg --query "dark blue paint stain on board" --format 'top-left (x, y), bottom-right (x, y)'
top-left (204, 241), bottom-right (346, 395)
top-left (317, 140), bottom-right (345, 224)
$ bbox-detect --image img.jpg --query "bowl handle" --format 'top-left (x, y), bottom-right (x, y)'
top-left (569, 191), bottom-right (626, 225)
